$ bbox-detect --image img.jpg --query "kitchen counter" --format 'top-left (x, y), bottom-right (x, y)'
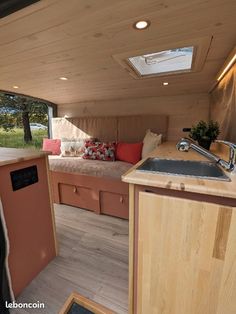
top-left (126, 142), bottom-right (236, 314)
top-left (122, 141), bottom-right (236, 199)
top-left (0, 147), bottom-right (49, 167)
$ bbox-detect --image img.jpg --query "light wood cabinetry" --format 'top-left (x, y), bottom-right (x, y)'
top-left (123, 143), bottom-right (236, 314)
top-left (134, 191), bottom-right (236, 314)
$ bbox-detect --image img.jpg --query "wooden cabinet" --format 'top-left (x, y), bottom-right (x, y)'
top-left (51, 171), bottom-right (129, 219)
top-left (132, 191), bottom-right (236, 314)
top-left (58, 183), bottom-right (129, 219)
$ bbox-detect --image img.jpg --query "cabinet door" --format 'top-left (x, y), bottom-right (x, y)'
top-left (137, 192), bottom-right (236, 314)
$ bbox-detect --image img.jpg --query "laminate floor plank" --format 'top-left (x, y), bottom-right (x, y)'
top-left (11, 204), bottom-right (128, 314)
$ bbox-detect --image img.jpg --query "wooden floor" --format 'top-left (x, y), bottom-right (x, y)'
top-left (12, 204), bottom-right (129, 314)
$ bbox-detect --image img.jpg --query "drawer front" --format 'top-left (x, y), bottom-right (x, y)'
top-left (100, 191), bottom-right (129, 219)
top-left (59, 183), bottom-right (99, 211)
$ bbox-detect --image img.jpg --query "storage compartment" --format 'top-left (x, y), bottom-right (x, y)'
top-left (100, 191), bottom-right (129, 219)
top-left (50, 171), bottom-right (129, 219)
top-left (59, 183), bottom-right (99, 212)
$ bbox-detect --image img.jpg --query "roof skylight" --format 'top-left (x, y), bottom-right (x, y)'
top-left (127, 47), bottom-right (194, 77)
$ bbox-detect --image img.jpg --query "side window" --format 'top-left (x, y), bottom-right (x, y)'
top-left (0, 93), bottom-right (57, 149)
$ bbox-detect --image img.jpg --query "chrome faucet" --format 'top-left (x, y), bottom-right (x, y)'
top-left (215, 140), bottom-right (236, 171)
top-left (176, 138), bottom-right (236, 172)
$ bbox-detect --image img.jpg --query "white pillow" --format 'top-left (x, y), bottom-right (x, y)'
top-left (142, 129), bottom-right (162, 158)
top-left (60, 138), bottom-right (85, 157)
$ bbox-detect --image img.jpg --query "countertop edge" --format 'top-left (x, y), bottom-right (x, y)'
top-left (0, 148), bottom-right (50, 167)
top-left (122, 142), bottom-right (236, 200)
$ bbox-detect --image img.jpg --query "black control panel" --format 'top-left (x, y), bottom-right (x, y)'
top-left (10, 165), bottom-right (38, 191)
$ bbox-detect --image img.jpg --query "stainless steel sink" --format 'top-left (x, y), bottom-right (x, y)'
top-left (136, 158), bottom-right (230, 181)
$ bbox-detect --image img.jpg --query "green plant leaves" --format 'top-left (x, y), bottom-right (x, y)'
top-left (189, 120), bottom-right (220, 142)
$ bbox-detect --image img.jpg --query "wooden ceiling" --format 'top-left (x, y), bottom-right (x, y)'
top-left (0, 0), bottom-right (235, 105)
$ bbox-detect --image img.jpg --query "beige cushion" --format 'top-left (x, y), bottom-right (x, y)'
top-left (142, 129), bottom-right (162, 158)
top-left (117, 115), bottom-right (168, 142)
top-left (52, 117), bottom-right (117, 142)
top-left (52, 115), bottom-right (168, 143)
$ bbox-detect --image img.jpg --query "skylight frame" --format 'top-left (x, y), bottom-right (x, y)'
top-left (126, 46), bottom-right (195, 78)
top-left (112, 37), bottom-right (212, 81)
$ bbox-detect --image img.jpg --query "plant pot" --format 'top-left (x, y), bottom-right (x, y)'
top-left (197, 138), bottom-right (212, 150)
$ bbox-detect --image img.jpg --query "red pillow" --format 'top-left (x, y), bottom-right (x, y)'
top-left (42, 138), bottom-right (61, 155)
top-left (116, 142), bottom-right (143, 164)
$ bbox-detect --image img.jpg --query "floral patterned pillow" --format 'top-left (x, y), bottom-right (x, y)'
top-left (82, 141), bottom-right (116, 161)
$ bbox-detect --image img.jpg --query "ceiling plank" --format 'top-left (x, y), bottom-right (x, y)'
top-left (0, 0), bottom-right (235, 104)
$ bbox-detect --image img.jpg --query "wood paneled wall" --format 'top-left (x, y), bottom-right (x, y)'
top-left (57, 94), bottom-right (209, 141)
top-left (210, 64), bottom-right (236, 142)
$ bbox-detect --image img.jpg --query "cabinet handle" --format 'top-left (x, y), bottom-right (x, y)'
top-left (73, 186), bottom-right (77, 193)
top-left (120, 196), bottom-right (124, 203)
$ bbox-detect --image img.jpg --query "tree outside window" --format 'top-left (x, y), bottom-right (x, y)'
top-left (0, 93), bottom-right (53, 149)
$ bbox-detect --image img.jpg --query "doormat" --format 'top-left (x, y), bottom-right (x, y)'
top-left (59, 292), bottom-right (115, 314)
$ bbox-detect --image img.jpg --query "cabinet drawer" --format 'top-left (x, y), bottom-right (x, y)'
top-left (59, 183), bottom-right (99, 211)
top-left (100, 191), bottom-right (129, 219)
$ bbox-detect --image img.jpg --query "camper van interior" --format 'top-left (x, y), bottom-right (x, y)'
top-left (0, 0), bottom-right (236, 313)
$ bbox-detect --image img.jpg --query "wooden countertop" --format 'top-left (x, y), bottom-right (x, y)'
top-left (122, 141), bottom-right (236, 199)
top-left (0, 147), bottom-right (48, 167)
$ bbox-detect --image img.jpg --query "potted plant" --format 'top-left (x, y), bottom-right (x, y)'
top-left (189, 120), bottom-right (220, 150)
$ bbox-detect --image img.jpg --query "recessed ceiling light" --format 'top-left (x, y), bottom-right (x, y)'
top-left (133, 20), bottom-right (150, 30)
top-left (13, 85), bottom-right (19, 89)
top-left (163, 82), bottom-right (169, 86)
top-left (59, 77), bottom-right (68, 81)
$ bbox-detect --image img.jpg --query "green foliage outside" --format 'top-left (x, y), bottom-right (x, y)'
top-left (0, 92), bottom-right (49, 148)
top-left (0, 112), bottom-right (48, 131)
top-left (0, 128), bottom-right (47, 149)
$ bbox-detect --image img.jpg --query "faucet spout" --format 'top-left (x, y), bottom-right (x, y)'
top-left (176, 138), bottom-right (236, 172)
top-left (176, 138), bottom-right (220, 163)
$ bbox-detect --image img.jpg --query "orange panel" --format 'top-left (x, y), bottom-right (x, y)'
top-left (0, 157), bottom-right (56, 297)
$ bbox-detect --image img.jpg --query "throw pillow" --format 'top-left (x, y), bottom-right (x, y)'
top-left (42, 138), bottom-right (61, 155)
top-left (60, 138), bottom-right (85, 157)
top-left (83, 141), bottom-right (116, 161)
top-left (142, 129), bottom-right (162, 158)
top-left (116, 142), bottom-right (143, 164)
